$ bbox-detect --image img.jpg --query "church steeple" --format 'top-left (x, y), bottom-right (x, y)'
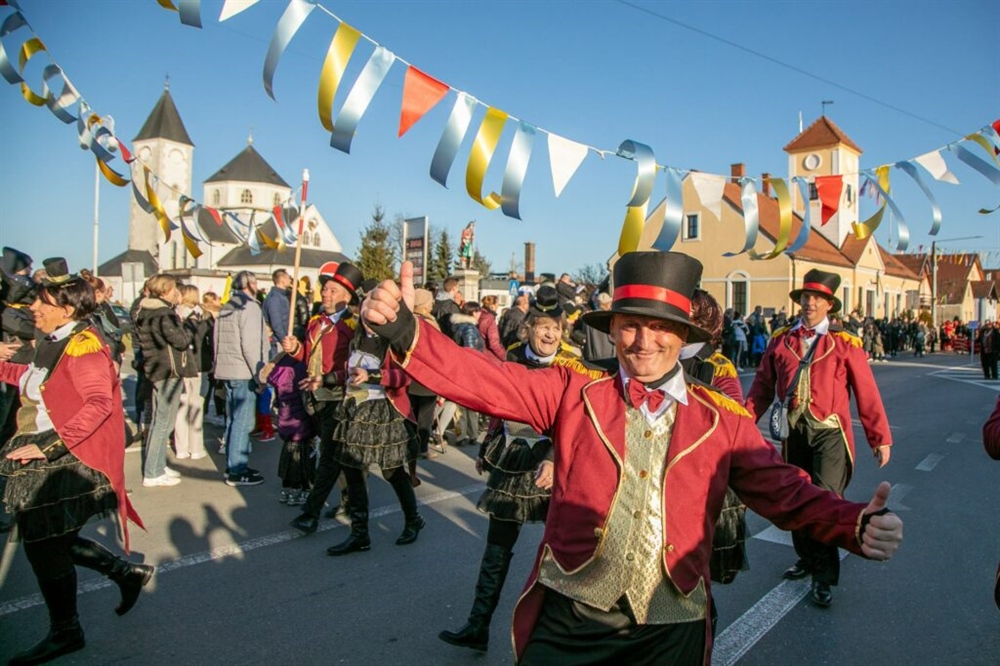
top-left (134, 86), bottom-right (194, 146)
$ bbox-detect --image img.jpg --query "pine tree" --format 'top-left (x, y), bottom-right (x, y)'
top-left (356, 203), bottom-right (397, 283)
top-left (428, 228), bottom-right (453, 282)
top-left (472, 249), bottom-right (492, 277)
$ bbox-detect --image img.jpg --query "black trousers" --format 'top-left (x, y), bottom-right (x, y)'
top-left (784, 420), bottom-right (850, 585)
top-left (521, 590), bottom-right (705, 666)
top-left (409, 393), bottom-right (436, 455)
top-left (302, 400), bottom-right (343, 518)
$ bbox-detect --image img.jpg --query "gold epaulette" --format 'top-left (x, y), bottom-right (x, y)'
top-left (692, 383), bottom-right (751, 418)
top-left (833, 329), bottom-right (863, 348)
top-left (552, 354), bottom-right (606, 380)
top-left (343, 316), bottom-right (358, 330)
top-left (772, 325), bottom-right (792, 338)
top-left (707, 352), bottom-right (737, 379)
top-left (309, 314), bottom-right (322, 324)
top-left (65, 330), bottom-right (103, 357)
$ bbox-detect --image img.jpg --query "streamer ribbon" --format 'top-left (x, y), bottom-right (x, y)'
top-left (330, 45), bottom-right (395, 154)
top-left (466, 106), bottom-right (508, 210)
top-left (317, 21), bottom-right (361, 133)
top-left (786, 177), bottom-right (813, 254)
top-left (499, 121), bottom-right (536, 220)
top-left (0, 11), bottom-right (28, 85)
top-left (949, 142), bottom-right (1000, 186)
top-left (750, 177), bottom-right (793, 260)
top-left (616, 140), bottom-right (656, 255)
top-left (894, 160), bottom-right (942, 236)
top-left (263, 0), bottom-right (315, 100)
top-left (723, 176), bottom-right (759, 256)
top-left (852, 166), bottom-right (890, 242)
top-left (651, 166), bottom-right (684, 252)
top-left (430, 92), bottom-right (474, 187)
top-left (855, 168), bottom-right (909, 251)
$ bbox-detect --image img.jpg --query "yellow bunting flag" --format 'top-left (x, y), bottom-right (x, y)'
top-left (465, 107), bottom-right (508, 210)
top-left (617, 204), bottom-right (648, 256)
top-left (18, 38), bottom-right (47, 106)
top-left (142, 166), bottom-right (173, 242)
top-left (750, 177), bottom-right (793, 260)
top-left (317, 23), bottom-right (361, 133)
top-left (853, 166), bottom-right (889, 241)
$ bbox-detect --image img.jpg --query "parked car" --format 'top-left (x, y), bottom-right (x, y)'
top-left (110, 304), bottom-right (133, 336)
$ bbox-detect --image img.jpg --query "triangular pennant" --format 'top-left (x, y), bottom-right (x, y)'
top-left (547, 133), bottom-right (588, 197)
top-left (398, 66), bottom-right (449, 137)
top-left (219, 0), bottom-right (259, 21)
top-left (815, 175), bottom-right (843, 225)
top-left (689, 173), bottom-right (725, 221)
top-left (914, 150), bottom-right (959, 185)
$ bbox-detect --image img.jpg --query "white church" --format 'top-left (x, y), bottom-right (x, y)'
top-left (99, 83), bottom-right (349, 304)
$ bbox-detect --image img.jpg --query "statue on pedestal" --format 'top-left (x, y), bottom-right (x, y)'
top-left (458, 221), bottom-right (476, 269)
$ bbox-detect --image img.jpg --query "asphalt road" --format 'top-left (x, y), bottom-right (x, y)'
top-left (1, 351), bottom-right (997, 665)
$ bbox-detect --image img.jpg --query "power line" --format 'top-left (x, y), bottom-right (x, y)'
top-left (614, 0), bottom-right (964, 137)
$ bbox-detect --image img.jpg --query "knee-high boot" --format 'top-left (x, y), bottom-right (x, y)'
top-left (387, 466), bottom-right (424, 545)
top-left (69, 537), bottom-right (154, 616)
top-left (10, 570), bottom-right (85, 665)
top-left (326, 470), bottom-right (370, 556)
top-left (438, 543), bottom-right (513, 652)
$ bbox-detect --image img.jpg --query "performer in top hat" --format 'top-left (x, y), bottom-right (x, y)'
top-left (745, 268), bottom-right (893, 608)
top-left (284, 262), bottom-right (363, 535)
top-left (362, 252), bottom-right (903, 664)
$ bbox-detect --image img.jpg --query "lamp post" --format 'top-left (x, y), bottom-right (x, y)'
top-left (930, 235), bottom-right (982, 328)
top-left (92, 115), bottom-right (116, 277)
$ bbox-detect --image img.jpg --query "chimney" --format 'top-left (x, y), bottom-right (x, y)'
top-left (730, 163), bottom-right (745, 183)
top-left (524, 242), bottom-right (536, 284)
top-left (761, 173), bottom-right (771, 197)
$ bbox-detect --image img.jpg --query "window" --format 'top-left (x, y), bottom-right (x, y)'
top-left (846, 184), bottom-right (853, 204)
top-left (731, 279), bottom-right (747, 316)
top-left (841, 286), bottom-right (851, 314)
top-left (895, 293), bottom-right (902, 316)
top-left (866, 290), bottom-right (876, 317)
top-left (240, 189), bottom-right (253, 205)
top-left (212, 189), bottom-right (220, 206)
top-left (273, 192), bottom-right (282, 206)
top-left (808, 183), bottom-right (818, 201)
top-left (683, 213), bottom-right (700, 241)
top-left (313, 232), bottom-right (320, 246)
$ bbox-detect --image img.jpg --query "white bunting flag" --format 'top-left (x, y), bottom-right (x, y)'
top-left (914, 150), bottom-right (960, 185)
top-left (547, 133), bottom-right (589, 197)
top-left (689, 172), bottom-right (727, 221)
top-left (220, 0), bottom-right (260, 22)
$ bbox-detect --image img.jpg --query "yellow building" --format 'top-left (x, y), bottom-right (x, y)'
top-left (630, 117), bottom-right (924, 319)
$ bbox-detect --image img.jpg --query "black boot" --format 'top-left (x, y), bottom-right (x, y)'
top-left (327, 471), bottom-right (370, 556)
top-left (388, 467), bottom-right (424, 545)
top-left (10, 571), bottom-right (86, 665)
top-left (438, 543), bottom-right (513, 652)
top-left (69, 537), bottom-right (154, 616)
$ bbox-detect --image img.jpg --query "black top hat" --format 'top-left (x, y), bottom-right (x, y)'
top-left (580, 252), bottom-right (710, 343)
top-left (320, 262), bottom-right (364, 304)
top-left (1, 247), bottom-right (32, 275)
top-left (40, 257), bottom-right (79, 287)
top-left (528, 285), bottom-right (564, 320)
top-left (790, 268), bottom-right (842, 313)
top-left (359, 278), bottom-right (379, 297)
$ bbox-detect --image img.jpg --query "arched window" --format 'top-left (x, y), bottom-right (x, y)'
top-left (212, 189), bottom-right (220, 206)
top-left (727, 271), bottom-right (749, 315)
top-left (273, 192), bottom-right (282, 207)
top-left (313, 232), bottom-right (320, 246)
top-left (240, 189), bottom-right (253, 205)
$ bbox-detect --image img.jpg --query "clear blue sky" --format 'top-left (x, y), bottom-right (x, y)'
top-left (1, 0), bottom-right (997, 277)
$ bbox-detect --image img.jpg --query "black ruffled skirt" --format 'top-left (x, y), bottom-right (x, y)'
top-left (477, 431), bottom-right (551, 524)
top-left (277, 437), bottom-right (316, 489)
top-left (332, 397), bottom-right (415, 471)
top-left (0, 431), bottom-right (117, 543)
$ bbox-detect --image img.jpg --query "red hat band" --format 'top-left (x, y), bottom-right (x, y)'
top-left (613, 284), bottom-right (691, 315)
top-left (332, 273), bottom-right (357, 294)
top-left (801, 281), bottom-right (834, 297)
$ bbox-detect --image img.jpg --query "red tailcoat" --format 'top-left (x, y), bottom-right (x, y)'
top-left (291, 310), bottom-right (356, 385)
top-left (0, 328), bottom-right (144, 551)
top-left (393, 320), bottom-right (872, 663)
top-left (745, 326), bottom-right (892, 474)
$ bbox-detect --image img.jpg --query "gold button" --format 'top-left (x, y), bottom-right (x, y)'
top-left (644, 430), bottom-right (653, 439)
top-left (639, 470), bottom-right (649, 479)
top-left (666, 544), bottom-right (675, 553)
top-left (594, 527), bottom-right (603, 538)
top-left (626, 553), bottom-right (635, 562)
top-left (633, 510), bottom-right (642, 519)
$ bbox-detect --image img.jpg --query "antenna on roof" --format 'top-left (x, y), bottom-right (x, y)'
top-left (248, 125), bottom-right (254, 145)
top-left (821, 100), bottom-right (834, 116)
top-left (164, 74), bottom-right (170, 91)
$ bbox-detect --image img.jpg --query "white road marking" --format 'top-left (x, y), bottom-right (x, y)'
top-left (713, 550), bottom-right (849, 665)
top-left (916, 453), bottom-right (945, 471)
top-left (0, 484), bottom-right (483, 618)
top-left (945, 433), bottom-right (966, 444)
top-left (928, 368), bottom-right (1000, 392)
top-left (889, 483), bottom-right (913, 511)
top-left (752, 525), bottom-right (793, 546)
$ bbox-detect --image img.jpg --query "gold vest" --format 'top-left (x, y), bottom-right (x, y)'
top-left (538, 405), bottom-right (706, 624)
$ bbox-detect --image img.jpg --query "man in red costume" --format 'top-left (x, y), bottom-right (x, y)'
top-left (746, 268), bottom-right (893, 608)
top-left (363, 252), bottom-right (903, 665)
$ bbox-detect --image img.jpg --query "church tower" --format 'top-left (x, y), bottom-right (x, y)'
top-left (128, 80), bottom-right (195, 269)
top-left (784, 116), bottom-right (862, 248)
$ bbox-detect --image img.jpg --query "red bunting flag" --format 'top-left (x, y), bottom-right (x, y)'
top-left (398, 66), bottom-right (449, 137)
top-left (815, 175), bottom-right (844, 226)
top-left (205, 206), bottom-right (222, 226)
top-left (993, 119), bottom-right (1000, 155)
top-left (273, 205), bottom-right (285, 229)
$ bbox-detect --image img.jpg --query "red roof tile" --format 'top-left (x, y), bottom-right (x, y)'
top-left (784, 116), bottom-right (863, 154)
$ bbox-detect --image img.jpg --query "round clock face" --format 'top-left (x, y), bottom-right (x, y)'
top-left (803, 153), bottom-right (821, 170)
top-left (138, 145), bottom-right (152, 162)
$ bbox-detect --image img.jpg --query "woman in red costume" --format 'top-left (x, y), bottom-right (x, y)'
top-left (0, 258), bottom-right (149, 665)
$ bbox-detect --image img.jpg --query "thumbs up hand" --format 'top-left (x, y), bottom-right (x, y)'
top-left (362, 261), bottom-right (415, 327)
top-left (859, 481), bottom-right (903, 562)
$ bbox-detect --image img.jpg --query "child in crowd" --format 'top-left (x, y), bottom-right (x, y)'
top-left (266, 355), bottom-right (316, 505)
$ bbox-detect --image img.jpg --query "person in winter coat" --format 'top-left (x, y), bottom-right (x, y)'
top-left (173, 285), bottom-right (210, 460)
top-left (133, 274), bottom-right (196, 487)
top-left (479, 295), bottom-right (506, 361)
top-left (451, 301), bottom-right (485, 447)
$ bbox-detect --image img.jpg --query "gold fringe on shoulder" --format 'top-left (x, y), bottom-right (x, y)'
top-left (772, 325), bottom-right (792, 338)
top-left (65, 330), bottom-right (103, 357)
top-left (707, 352), bottom-right (737, 378)
top-left (833, 330), bottom-right (862, 348)
top-left (552, 354), bottom-right (606, 380)
top-left (692, 384), bottom-right (751, 418)
top-left (344, 317), bottom-right (358, 330)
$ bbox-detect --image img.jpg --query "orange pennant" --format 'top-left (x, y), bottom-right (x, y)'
top-left (815, 175), bottom-right (843, 226)
top-left (398, 66), bottom-right (448, 137)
